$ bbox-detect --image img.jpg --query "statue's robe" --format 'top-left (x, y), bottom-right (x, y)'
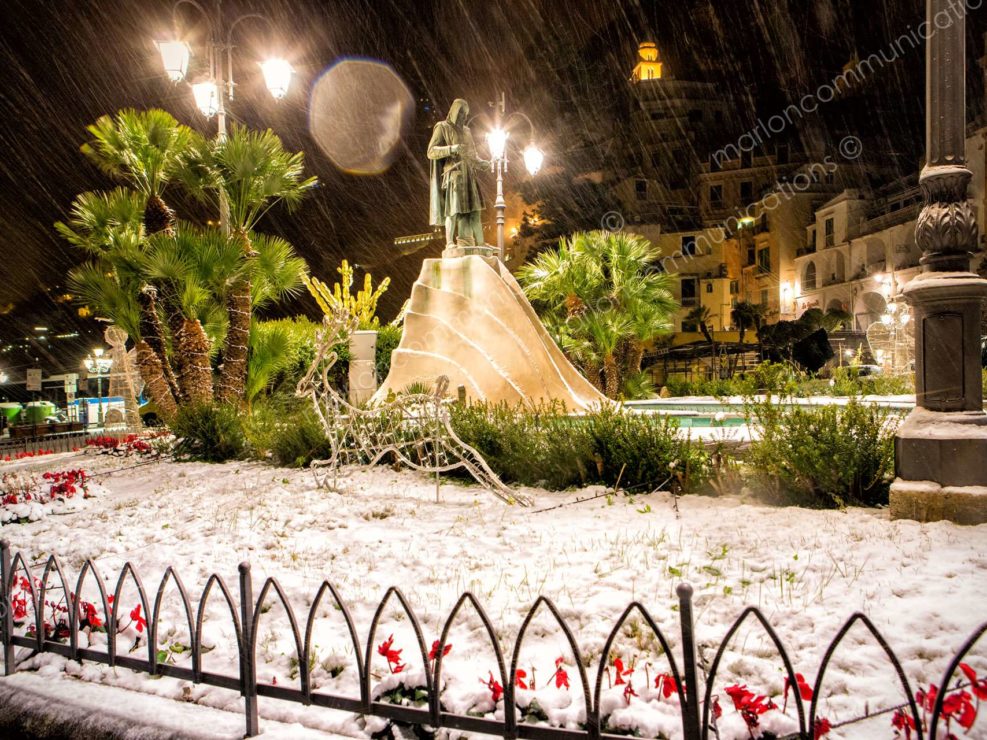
top-left (428, 99), bottom-right (485, 226)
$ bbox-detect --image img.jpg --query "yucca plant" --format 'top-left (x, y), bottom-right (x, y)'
top-left (178, 125), bottom-right (317, 403)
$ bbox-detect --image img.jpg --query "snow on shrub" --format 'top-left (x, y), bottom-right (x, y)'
top-left (0, 468), bottom-right (106, 524)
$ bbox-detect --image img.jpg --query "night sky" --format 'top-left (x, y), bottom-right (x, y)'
top-left (0, 0), bottom-right (983, 373)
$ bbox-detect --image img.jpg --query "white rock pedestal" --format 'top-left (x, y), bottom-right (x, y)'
top-left (374, 254), bottom-right (608, 411)
top-left (348, 329), bottom-right (378, 406)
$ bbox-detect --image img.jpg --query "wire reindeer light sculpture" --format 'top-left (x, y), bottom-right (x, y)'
top-left (296, 313), bottom-right (531, 506)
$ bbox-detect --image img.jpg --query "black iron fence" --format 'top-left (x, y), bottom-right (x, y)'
top-left (0, 541), bottom-right (983, 740)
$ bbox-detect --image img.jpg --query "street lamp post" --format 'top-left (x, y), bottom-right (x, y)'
top-left (889, 0), bottom-right (987, 523)
top-left (485, 94), bottom-right (545, 262)
top-left (84, 349), bottom-right (113, 428)
top-left (155, 0), bottom-right (293, 231)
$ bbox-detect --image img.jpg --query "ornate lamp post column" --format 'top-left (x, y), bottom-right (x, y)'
top-left (84, 349), bottom-right (113, 428)
top-left (155, 0), bottom-right (293, 231)
top-left (890, 0), bottom-right (987, 524)
top-left (485, 94), bottom-right (545, 262)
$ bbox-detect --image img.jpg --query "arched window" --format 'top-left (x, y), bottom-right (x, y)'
top-left (803, 262), bottom-right (817, 291)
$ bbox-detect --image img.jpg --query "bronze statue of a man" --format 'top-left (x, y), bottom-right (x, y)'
top-left (428, 99), bottom-right (489, 247)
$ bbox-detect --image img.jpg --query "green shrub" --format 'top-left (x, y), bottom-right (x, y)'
top-left (172, 403), bottom-right (248, 462)
top-left (450, 402), bottom-right (593, 489)
top-left (585, 405), bottom-right (709, 490)
top-left (245, 394), bottom-right (333, 467)
top-left (746, 398), bottom-right (900, 507)
top-left (375, 324), bottom-right (402, 381)
top-left (450, 402), bottom-right (709, 492)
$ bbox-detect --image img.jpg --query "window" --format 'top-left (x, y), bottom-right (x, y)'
top-left (688, 109), bottom-right (703, 124)
top-left (681, 277), bottom-right (699, 307)
top-left (730, 280), bottom-right (739, 295)
top-left (776, 143), bottom-right (789, 164)
top-left (681, 320), bottom-right (698, 332)
top-left (705, 282), bottom-right (713, 294)
top-left (681, 235), bottom-right (698, 256)
top-left (760, 289), bottom-right (769, 306)
top-left (740, 180), bottom-right (753, 203)
top-left (824, 217), bottom-right (835, 247)
top-left (709, 184), bottom-right (723, 207)
top-left (757, 247), bottom-right (771, 273)
top-left (803, 262), bottom-right (817, 290)
top-left (741, 150), bottom-right (753, 168)
top-left (635, 179), bottom-right (648, 201)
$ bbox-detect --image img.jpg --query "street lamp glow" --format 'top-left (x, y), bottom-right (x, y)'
top-left (156, 40), bottom-right (191, 82)
top-left (260, 58), bottom-right (293, 99)
top-left (486, 127), bottom-right (508, 160)
top-left (523, 143), bottom-right (544, 175)
top-left (192, 80), bottom-right (219, 117)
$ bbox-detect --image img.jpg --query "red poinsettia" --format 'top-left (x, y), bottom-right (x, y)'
top-left (130, 604), bottom-right (146, 633)
top-left (514, 668), bottom-right (528, 690)
top-left (783, 673), bottom-right (814, 713)
top-left (613, 657), bottom-right (633, 686)
top-left (377, 634), bottom-right (405, 673)
top-left (481, 671), bottom-right (503, 703)
top-left (654, 673), bottom-right (679, 700)
top-left (553, 657), bottom-right (570, 690)
top-left (428, 640), bottom-right (451, 661)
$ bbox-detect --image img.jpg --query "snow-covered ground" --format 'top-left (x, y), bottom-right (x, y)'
top-left (1, 452), bottom-right (985, 739)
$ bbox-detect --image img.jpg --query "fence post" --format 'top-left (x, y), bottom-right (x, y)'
top-left (677, 583), bottom-right (702, 740)
top-left (1, 540), bottom-right (14, 676)
top-left (239, 562), bottom-right (259, 737)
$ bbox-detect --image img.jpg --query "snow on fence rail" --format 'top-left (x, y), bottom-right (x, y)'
top-left (0, 540), bottom-right (983, 740)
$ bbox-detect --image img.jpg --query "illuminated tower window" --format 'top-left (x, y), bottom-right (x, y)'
top-left (631, 42), bottom-right (663, 82)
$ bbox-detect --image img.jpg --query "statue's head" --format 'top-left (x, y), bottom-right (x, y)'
top-left (447, 98), bottom-right (469, 127)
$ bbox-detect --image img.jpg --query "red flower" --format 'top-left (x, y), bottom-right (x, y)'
top-left (481, 672), bottom-right (503, 703)
top-left (960, 662), bottom-right (987, 701)
top-left (377, 634), bottom-right (406, 673)
top-left (553, 657), bottom-right (570, 690)
top-left (813, 717), bottom-right (832, 738)
top-left (622, 680), bottom-right (638, 705)
top-left (711, 696), bottom-right (722, 720)
top-left (783, 673), bottom-right (814, 713)
top-left (428, 640), bottom-right (452, 661)
top-left (514, 668), bottom-right (528, 690)
top-left (130, 604), bottom-right (146, 633)
top-left (655, 673), bottom-right (679, 700)
top-left (613, 657), bottom-right (632, 686)
top-left (892, 708), bottom-right (916, 739)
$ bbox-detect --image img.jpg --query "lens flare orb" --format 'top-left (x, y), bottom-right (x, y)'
top-left (308, 58), bottom-right (414, 175)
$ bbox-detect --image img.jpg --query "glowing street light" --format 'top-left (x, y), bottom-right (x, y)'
top-left (260, 58), bottom-right (293, 99)
top-left (523, 143), bottom-right (545, 176)
top-left (485, 93), bottom-right (545, 261)
top-left (155, 40), bottom-right (190, 82)
top-left (192, 80), bottom-right (219, 117)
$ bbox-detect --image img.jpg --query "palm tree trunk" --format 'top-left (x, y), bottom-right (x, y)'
top-left (138, 286), bottom-right (181, 403)
top-left (603, 354), bottom-right (620, 399)
top-left (160, 293), bottom-right (213, 404)
top-left (135, 339), bottom-right (177, 421)
top-left (174, 317), bottom-right (214, 404)
top-left (626, 340), bottom-right (645, 376)
top-left (216, 228), bottom-right (253, 404)
top-left (582, 360), bottom-right (605, 393)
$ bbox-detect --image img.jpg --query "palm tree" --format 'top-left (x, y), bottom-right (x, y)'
top-left (685, 305), bottom-right (719, 376)
top-left (519, 230), bottom-right (678, 399)
top-left (59, 189), bottom-right (180, 418)
top-left (179, 125), bottom-right (316, 403)
top-left (81, 109), bottom-right (199, 236)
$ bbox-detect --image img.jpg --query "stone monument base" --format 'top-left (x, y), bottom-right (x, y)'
top-left (374, 254), bottom-right (609, 411)
top-left (889, 479), bottom-right (987, 525)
